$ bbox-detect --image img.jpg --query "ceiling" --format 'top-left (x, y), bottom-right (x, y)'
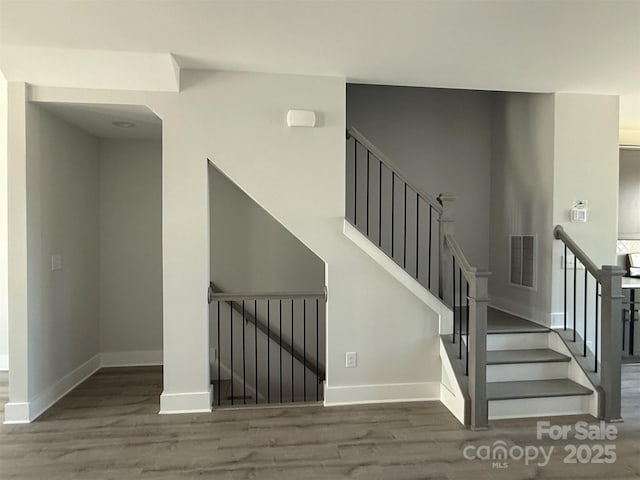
top-left (36, 103), bottom-right (162, 140)
top-left (0, 1), bottom-right (639, 141)
top-left (1, 0), bottom-right (639, 93)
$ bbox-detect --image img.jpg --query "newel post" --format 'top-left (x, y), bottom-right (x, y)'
top-left (468, 270), bottom-right (490, 430)
top-left (599, 265), bottom-right (624, 422)
top-left (438, 193), bottom-right (456, 304)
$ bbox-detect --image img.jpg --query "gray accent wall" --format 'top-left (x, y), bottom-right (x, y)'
top-left (26, 103), bottom-right (101, 395)
top-left (618, 148), bottom-right (640, 239)
top-left (489, 93), bottom-right (555, 324)
top-left (346, 84), bottom-right (493, 269)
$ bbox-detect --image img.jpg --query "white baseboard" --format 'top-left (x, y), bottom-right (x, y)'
top-left (0, 354), bottom-right (8, 371)
top-left (4, 354), bottom-right (101, 424)
top-left (549, 312), bottom-right (565, 329)
top-left (160, 385), bottom-right (213, 414)
top-left (3, 402), bottom-right (30, 424)
top-left (324, 381), bottom-right (439, 406)
top-left (100, 350), bottom-right (163, 367)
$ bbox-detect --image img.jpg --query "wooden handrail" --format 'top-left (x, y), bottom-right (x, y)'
top-left (210, 282), bottom-right (325, 381)
top-left (211, 291), bottom-right (325, 301)
top-left (553, 225), bottom-right (601, 280)
top-left (444, 234), bottom-right (480, 283)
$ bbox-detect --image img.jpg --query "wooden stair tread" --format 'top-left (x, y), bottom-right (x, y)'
top-left (486, 308), bottom-right (549, 333)
top-left (487, 349), bottom-right (571, 365)
top-left (487, 379), bottom-right (592, 401)
top-left (454, 307), bottom-right (549, 334)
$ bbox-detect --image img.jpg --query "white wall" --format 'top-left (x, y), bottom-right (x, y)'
top-left (551, 94), bottom-right (620, 320)
top-left (11, 71), bottom-right (442, 416)
top-left (489, 93), bottom-right (556, 324)
top-left (0, 74), bottom-right (8, 370)
top-left (209, 165), bottom-right (324, 293)
top-left (98, 139), bottom-right (163, 359)
top-left (346, 84), bottom-right (493, 268)
top-left (25, 103), bottom-right (100, 402)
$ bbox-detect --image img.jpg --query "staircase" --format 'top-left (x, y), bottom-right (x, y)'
top-left (346, 126), bottom-right (622, 428)
top-left (482, 308), bottom-right (593, 419)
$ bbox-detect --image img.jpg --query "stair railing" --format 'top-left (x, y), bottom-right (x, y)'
top-left (209, 286), bottom-right (326, 407)
top-left (553, 225), bottom-right (624, 421)
top-left (345, 127), bottom-right (489, 429)
top-left (440, 194), bottom-right (490, 429)
top-left (346, 127), bottom-right (442, 295)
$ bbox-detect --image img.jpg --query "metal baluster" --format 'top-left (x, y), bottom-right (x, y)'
top-left (415, 193), bottom-right (419, 279)
top-left (459, 266), bottom-right (463, 360)
top-left (279, 299), bottom-right (282, 403)
top-left (230, 303), bottom-right (234, 405)
top-left (254, 299), bottom-right (258, 404)
top-left (267, 299), bottom-right (270, 403)
top-left (217, 302), bottom-right (220, 407)
top-left (428, 206), bottom-right (432, 291)
top-left (366, 151), bottom-right (370, 236)
top-left (573, 257), bottom-right (577, 342)
top-left (303, 299), bottom-right (307, 402)
top-left (465, 280), bottom-right (469, 376)
top-left (595, 283), bottom-right (599, 372)
top-left (316, 299), bottom-right (319, 402)
top-left (378, 161), bottom-right (382, 247)
top-left (403, 183), bottom-right (407, 268)
top-left (564, 244), bottom-right (567, 331)
top-left (391, 172), bottom-right (395, 258)
top-left (584, 270), bottom-right (588, 357)
top-left (242, 300), bottom-right (246, 404)
top-left (291, 299), bottom-right (294, 403)
top-left (452, 257), bottom-right (456, 344)
top-left (354, 139), bottom-right (358, 225)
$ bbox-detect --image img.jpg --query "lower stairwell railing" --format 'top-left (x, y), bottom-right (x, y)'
top-left (209, 288), bottom-right (326, 407)
top-left (553, 225), bottom-right (624, 421)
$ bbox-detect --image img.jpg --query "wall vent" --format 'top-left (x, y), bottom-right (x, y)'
top-left (509, 234), bottom-right (536, 289)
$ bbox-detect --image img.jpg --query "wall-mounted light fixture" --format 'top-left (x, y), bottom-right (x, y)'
top-left (286, 110), bottom-right (316, 128)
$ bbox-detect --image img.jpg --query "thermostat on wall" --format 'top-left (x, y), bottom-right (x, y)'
top-left (570, 200), bottom-right (588, 223)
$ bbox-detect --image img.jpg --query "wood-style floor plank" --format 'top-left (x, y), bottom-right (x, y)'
top-left (0, 366), bottom-right (638, 479)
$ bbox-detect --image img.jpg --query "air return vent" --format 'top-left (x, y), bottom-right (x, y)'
top-left (510, 234), bottom-right (536, 289)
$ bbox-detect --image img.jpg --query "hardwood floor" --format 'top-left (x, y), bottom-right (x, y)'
top-left (0, 366), bottom-right (638, 479)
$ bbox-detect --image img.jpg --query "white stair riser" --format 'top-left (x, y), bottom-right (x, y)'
top-left (487, 333), bottom-right (548, 351)
top-left (487, 362), bottom-right (569, 382)
top-left (488, 395), bottom-right (592, 420)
